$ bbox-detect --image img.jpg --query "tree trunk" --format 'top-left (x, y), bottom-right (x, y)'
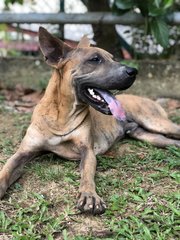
top-left (83, 0), bottom-right (123, 58)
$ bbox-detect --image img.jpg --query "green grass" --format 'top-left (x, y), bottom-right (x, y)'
top-left (0, 112), bottom-right (180, 239)
top-left (28, 154), bottom-right (79, 186)
top-left (0, 193), bottom-right (68, 239)
top-left (170, 115), bottom-right (180, 124)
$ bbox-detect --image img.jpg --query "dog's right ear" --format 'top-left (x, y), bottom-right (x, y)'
top-left (38, 27), bottom-right (73, 67)
top-left (77, 35), bottom-right (90, 48)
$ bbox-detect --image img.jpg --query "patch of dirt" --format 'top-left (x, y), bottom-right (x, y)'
top-left (104, 142), bottom-right (134, 158)
top-left (149, 179), bottom-right (179, 195)
top-left (0, 85), bottom-right (44, 112)
top-left (0, 234), bottom-right (12, 240)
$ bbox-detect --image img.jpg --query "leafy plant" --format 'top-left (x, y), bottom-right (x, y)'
top-left (4, 0), bottom-right (35, 8)
top-left (113, 0), bottom-right (175, 48)
top-left (4, 0), bottom-right (24, 7)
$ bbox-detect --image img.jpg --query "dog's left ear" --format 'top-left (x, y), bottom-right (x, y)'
top-left (77, 35), bottom-right (90, 48)
top-left (38, 27), bottom-right (73, 67)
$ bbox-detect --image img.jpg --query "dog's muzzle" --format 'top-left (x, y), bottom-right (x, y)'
top-left (74, 64), bottom-right (138, 121)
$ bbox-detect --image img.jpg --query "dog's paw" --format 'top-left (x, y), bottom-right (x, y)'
top-left (77, 192), bottom-right (106, 215)
top-left (124, 121), bottom-right (138, 135)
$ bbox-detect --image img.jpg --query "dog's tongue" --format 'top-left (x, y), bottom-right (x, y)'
top-left (96, 89), bottom-right (126, 121)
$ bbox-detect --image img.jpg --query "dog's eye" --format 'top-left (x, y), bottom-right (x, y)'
top-left (88, 55), bottom-right (102, 63)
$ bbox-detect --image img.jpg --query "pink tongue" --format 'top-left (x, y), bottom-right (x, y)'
top-left (96, 89), bottom-right (126, 121)
top-left (108, 97), bottom-right (126, 121)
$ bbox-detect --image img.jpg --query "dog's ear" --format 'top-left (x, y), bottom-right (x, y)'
top-left (77, 35), bottom-right (90, 48)
top-left (38, 27), bottom-right (73, 67)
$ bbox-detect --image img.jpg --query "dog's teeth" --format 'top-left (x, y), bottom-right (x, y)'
top-left (87, 88), bottom-right (104, 102)
top-left (88, 88), bottom-right (94, 95)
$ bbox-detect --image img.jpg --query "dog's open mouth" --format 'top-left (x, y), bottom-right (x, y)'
top-left (83, 87), bottom-right (126, 121)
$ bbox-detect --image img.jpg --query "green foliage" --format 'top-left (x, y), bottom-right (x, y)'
top-left (5, 0), bottom-right (24, 7)
top-left (150, 18), bottom-right (169, 47)
top-left (113, 0), bottom-right (175, 48)
top-left (120, 60), bottom-right (139, 69)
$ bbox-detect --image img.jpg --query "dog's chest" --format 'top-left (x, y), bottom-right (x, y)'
top-left (48, 136), bottom-right (63, 145)
top-left (46, 135), bottom-right (80, 160)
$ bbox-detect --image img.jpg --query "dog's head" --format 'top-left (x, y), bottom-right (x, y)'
top-left (39, 27), bottom-right (137, 121)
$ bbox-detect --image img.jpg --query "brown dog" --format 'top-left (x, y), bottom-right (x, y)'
top-left (0, 27), bottom-right (179, 215)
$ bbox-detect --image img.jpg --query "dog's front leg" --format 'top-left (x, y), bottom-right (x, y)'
top-left (77, 147), bottom-right (106, 215)
top-left (0, 149), bottom-right (38, 199)
top-left (0, 125), bottom-right (43, 199)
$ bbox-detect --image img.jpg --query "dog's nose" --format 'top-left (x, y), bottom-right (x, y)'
top-left (126, 67), bottom-right (138, 76)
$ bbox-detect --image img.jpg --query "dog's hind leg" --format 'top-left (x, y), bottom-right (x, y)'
top-left (0, 125), bottom-right (43, 199)
top-left (127, 127), bottom-right (180, 148)
top-left (138, 118), bottom-right (180, 140)
top-left (117, 95), bottom-right (180, 140)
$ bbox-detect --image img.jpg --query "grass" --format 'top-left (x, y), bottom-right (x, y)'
top-left (0, 193), bottom-right (68, 239)
top-left (0, 110), bottom-right (180, 239)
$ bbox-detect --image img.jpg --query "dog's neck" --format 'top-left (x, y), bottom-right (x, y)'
top-left (37, 69), bottom-right (89, 136)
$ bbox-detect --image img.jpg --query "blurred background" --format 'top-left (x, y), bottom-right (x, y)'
top-left (0, 0), bottom-right (180, 58)
top-left (0, 0), bottom-right (180, 111)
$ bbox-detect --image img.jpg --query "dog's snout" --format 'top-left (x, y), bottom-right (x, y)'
top-left (126, 67), bottom-right (138, 76)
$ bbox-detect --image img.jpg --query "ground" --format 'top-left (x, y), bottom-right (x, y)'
top-left (0, 57), bottom-right (180, 239)
top-left (0, 100), bottom-right (179, 240)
